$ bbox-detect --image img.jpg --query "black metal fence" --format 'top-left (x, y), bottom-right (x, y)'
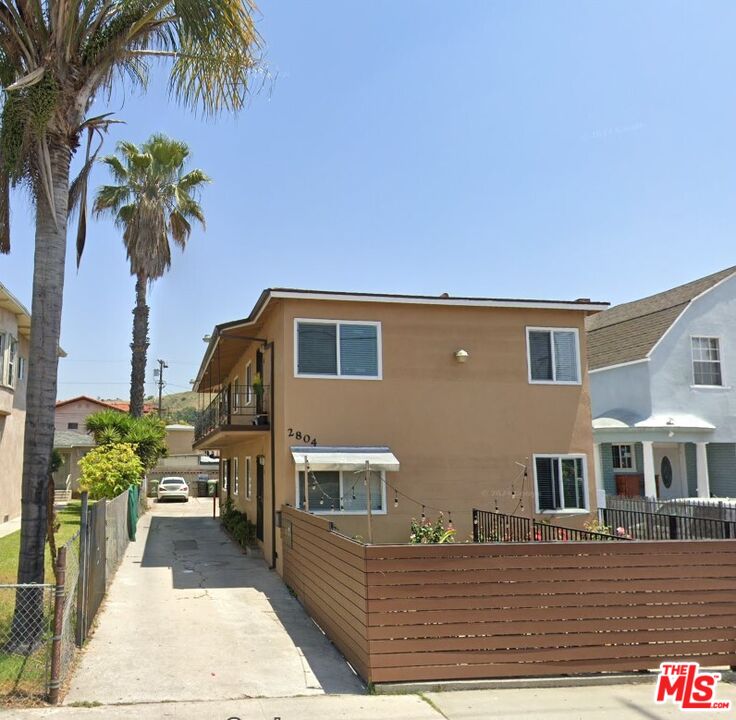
top-left (600, 505), bottom-right (736, 540)
top-left (472, 509), bottom-right (630, 543)
top-left (605, 494), bottom-right (736, 522)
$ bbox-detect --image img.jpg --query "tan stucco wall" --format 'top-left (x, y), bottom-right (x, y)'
top-left (0, 308), bottom-right (28, 525)
top-left (206, 297), bottom-right (598, 571)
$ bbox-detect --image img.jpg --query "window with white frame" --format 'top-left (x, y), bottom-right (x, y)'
top-left (245, 456), bottom-right (252, 499)
top-left (222, 459), bottom-right (229, 492)
top-left (17, 356), bottom-right (25, 382)
top-left (296, 320), bottom-right (381, 378)
top-left (611, 443), bottom-right (635, 471)
top-left (527, 328), bottom-right (580, 384)
top-left (233, 456), bottom-right (239, 495)
top-left (232, 377), bottom-right (240, 412)
top-left (691, 336), bottom-right (723, 386)
top-left (297, 469), bottom-right (385, 513)
top-left (534, 455), bottom-right (587, 512)
top-left (245, 362), bottom-right (253, 405)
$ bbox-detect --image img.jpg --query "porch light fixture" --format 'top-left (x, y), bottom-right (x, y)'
top-left (202, 334), bottom-right (212, 342)
top-left (258, 455), bottom-right (266, 466)
top-left (454, 349), bottom-right (469, 363)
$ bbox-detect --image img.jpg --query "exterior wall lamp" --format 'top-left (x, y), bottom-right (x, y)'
top-left (454, 349), bottom-right (469, 363)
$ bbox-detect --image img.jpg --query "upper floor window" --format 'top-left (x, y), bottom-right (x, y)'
top-left (691, 336), bottom-right (723, 386)
top-left (534, 454), bottom-right (588, 512)
top-left (527, 328), bottom-right (580, 384)
top-left (611, 443), bottom-right (635, 471)
top-left (295, 320), bottom-right (381, 379)
top-left (0, 333), bottom-right (18, 389)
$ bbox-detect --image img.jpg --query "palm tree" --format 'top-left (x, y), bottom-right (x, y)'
top-left (94, 135), bottom-right (209, 417)
top-left (0, 0), bottom-right (261, 645)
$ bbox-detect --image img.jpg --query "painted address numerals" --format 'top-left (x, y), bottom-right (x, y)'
top-left (287, 428), bottom-right (318, 446)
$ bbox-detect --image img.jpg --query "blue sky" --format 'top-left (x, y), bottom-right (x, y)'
top-left (1, 1), bottom-right (736, 400)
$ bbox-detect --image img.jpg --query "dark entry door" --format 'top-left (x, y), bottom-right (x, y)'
top-left (255, 350), bottom-right (264, 415)
top-left (256, 459), bottom-right (264, 541)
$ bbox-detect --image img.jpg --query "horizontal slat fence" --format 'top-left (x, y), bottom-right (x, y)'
top-left (281, 507), bottom-right (736, 684)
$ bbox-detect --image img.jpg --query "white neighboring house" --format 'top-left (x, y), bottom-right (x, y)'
top-left (587, 266), bottom-right (736, 503)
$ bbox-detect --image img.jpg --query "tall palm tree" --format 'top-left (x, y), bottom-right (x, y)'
top-left (94, 135), bottom-right (209, 417)
top-left (0, 0), bottom-right (261, 644)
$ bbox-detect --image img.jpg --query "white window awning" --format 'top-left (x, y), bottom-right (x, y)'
top-left (290, 446), bottom-right (400, 472)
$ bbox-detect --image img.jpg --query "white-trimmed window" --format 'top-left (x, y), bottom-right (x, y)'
top-left (691, 336), bottom-right (723, 386)
top-left (232, 456), bottom-right (239, 495)
top-left (611, 443), bottom-right (635, 471)
top-left (295, 319), bottom-right (382, 379)
top-left (222, 459), bottom-right (229, 492)
top-left (17, 356), bottom-right (25, 382)
top-left (245, 362), bottom-right (253, 405)
top-left (527, 328), bottom-right (581, 384)
top-left (246, 456), bottom-right (252, 499)
top-left (296, 469), bottom-right (386, 514)
top-left (7, 337), bottom-right (16, 387)
top-left (232, 377), bottom-right (240, 412)
top-left (534, 454), bottom-right (588, 512)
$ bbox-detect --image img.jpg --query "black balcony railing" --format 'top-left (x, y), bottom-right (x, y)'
top-left (194, 384), bottom-right (270, 441)
top-left (472, 509), bottom-right (631, 543)
top-left (600, 506), bottom-right (736, 540)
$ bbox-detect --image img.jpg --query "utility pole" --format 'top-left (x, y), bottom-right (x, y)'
top-left (155, 359), bottom-right (168, 417)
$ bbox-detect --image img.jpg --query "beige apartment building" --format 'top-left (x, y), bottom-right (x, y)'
top-left (0, 282), bottom-right (30, 525)
top-left (193, 289), bottom-right (608, 572)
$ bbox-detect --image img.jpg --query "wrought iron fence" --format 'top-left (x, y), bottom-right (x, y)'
top-left (606, 494), bottom-right (736, 522)
top-left (472, 509), bottom-right (631, 543)
top-left (600, 505), bottom-right (736, 540)
top-left (0, 582), bottom-right (53, 703)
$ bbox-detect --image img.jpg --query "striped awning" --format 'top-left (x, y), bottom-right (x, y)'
top-left (290, 446), bottom-right (400, 472)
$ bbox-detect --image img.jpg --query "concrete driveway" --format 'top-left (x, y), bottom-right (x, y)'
top-left (64, 497), bottom-right (364, 705)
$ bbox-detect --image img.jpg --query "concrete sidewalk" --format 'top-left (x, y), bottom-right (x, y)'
top-left (64, 498), bottom-right (363, 705)
top-left (8, 681), bottom-right (736, 719)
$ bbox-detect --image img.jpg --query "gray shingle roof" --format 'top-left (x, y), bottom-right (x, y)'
top-left (53, 430), bottom-right (95, 449)
top-left (586, 267), bottom-right (736, 371)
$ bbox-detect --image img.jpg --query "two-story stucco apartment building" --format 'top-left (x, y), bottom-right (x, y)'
top-left (193, 288), bottom-right (608, 569)
top-left (0, 282), bottom-right (30, 526)
top-left (588, 266), bottom-right (736, 503)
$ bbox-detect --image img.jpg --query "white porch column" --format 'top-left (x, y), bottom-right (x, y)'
top-left (593, 443), bottom-right (606, 509)
top-left (642, 440), bottom-right (657, 498)
top-left (696, 442), bottom-right (711, 498)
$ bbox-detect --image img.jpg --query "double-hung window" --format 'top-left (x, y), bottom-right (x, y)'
top-left (6, 336), bottom-right (16, 387)
top-left (245, 456), bottom-right (252, 499)
top-left (297, 469), bottom-right (385, 513)
top-left (295, 320), bottom-right (381, 378)
top-left (691, 336), bottom-right (723, 386)
top-left (527, 328), bottom-right (580, 384)
top-left (233, 457), bottom-right (239, 495)
top-left (534, 455), bottom-right (587, 512)
top-left (611, 443), bottom-right (635, 471)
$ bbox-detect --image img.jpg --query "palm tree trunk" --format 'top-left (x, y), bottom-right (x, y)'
top-left (11, 142), bottom-right (71, 649)
top-left (129, 274), bottom-right (149, 418)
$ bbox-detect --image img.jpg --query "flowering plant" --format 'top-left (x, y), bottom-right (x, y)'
top-left (409, 512), bottom-right (455, 544)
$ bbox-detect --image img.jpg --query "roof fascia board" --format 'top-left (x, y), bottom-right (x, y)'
top-left (588, 358), bottom-right (650, 374)
top-left (269, 290), bottom-right (608, 312)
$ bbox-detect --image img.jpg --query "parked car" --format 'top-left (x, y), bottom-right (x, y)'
top-left (157, 477), bottom-right (189, 502)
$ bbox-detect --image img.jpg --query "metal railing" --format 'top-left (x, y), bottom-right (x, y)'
top-left (600, 505), bottom-right (736, 540)
top-left (194, 383), bottom-right (270, 441)
top-left (473, 509), bottom-right (630, 543)
top-left (606, 494), bottom-right (736, 521)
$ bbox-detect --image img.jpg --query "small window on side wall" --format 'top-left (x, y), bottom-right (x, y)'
top-left (535, 455), bottom-right (587, 512)
top-left (296, 320), bottom-right (381, 378)
top-left (527, 328), bottom-right (580, 384)
top-left (691, 336), bottom-right (723, 386)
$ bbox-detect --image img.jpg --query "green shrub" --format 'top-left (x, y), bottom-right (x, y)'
top-left (409, 512), bottom-right (456, 544)
top-left (221, 499), bottom-right (257, 549)
top-left (79, 442), bottom-right (143, 500)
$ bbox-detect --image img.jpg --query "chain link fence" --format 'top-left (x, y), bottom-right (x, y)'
top-left (0, 583), bottom-right (53, 704)
top-left (105, 489), bottom-right (129, 584)
top-left (56, 532), bottom-right (80, 697)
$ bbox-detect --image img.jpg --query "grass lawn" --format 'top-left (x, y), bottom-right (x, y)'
top-left (0, 502), bottom-right (83, 701)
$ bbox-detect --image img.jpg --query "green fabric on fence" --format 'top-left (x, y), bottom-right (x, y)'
top-left (128, 485), bottom-right (139, 541)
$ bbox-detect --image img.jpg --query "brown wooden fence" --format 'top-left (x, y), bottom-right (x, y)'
top-left (281, 506), bottom-right (736, 684)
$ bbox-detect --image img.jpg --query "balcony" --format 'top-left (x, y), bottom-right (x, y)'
top-left (194, 384), bottom-right (270, 448)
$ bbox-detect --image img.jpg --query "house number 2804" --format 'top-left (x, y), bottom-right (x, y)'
top-left (288, 428), bottom-right (318, 446)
